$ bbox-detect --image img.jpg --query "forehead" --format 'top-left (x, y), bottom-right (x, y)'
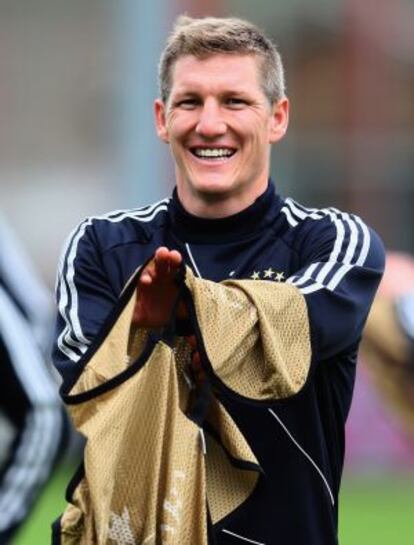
top-left (169, 53), bottom-right (263, 95)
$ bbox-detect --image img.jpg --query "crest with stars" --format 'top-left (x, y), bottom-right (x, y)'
top-left (250, 268), bottom-right (285, 282)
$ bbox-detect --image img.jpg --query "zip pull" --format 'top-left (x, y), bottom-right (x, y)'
top-left (199, 428), bottom-right (207, 455)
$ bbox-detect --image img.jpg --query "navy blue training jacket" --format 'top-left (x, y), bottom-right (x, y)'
top-left (53, 182), bottom-right (385, 545)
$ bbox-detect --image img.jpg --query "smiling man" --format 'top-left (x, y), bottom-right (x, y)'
top-left (53, 16), bottom-right (385, 545)
top-left (155, 51), bottom-right (288, 217)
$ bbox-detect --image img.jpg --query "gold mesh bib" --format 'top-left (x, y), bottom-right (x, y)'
top-left (57, 265), bottom-right (311, 544)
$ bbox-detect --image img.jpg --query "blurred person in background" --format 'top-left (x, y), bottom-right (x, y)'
top-left (52, 15), bottom-right (385, 545)
top-left (360, 253), bottom-right (414, 440)
top-left (345, 252), bottom-right (414, 472)
top-left (0, 215), bottom-right (66, 544)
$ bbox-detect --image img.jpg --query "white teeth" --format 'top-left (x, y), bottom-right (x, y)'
top-left (193, 148), bottom-right (234, 158)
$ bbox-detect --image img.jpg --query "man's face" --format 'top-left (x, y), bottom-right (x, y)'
top-left (155, 53), bottom-right (289, 215)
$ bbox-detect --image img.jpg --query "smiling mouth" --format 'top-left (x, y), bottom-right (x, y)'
top-left (190, 147), bottom-right (237, 160)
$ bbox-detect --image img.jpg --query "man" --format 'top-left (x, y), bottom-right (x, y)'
top-left (53, 16), bottom-right (385, 545)
top-left (0, 215), bottom-right (65, 544)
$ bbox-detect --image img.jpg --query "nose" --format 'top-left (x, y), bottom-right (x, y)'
top-left (195, 98), bottom-right (227, 138)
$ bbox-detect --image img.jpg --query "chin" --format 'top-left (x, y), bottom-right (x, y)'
top-left (194, 184), bottom-right (236, 201)
top-left (191, 174), bottom-right (237, 194)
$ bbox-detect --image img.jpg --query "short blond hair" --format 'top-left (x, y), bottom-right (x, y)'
top-left (158, 15), bottom-right (286, 104)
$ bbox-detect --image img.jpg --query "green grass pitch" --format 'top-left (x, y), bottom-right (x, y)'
top-left (12, 466), bottom-right (414, 544)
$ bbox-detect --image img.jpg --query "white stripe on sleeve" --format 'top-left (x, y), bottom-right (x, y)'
top-left (281, 199), bottom-right (371, 296)
top-left (56, 199), bottom-right (169, 362)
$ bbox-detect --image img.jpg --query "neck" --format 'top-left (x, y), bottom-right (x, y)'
top-left (176, 181), bottom-right (269, 219)
top-left (169, 181), bottom-right (279, 244)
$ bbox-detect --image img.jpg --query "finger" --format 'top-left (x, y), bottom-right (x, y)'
top-left (177, 301), bottom-right (188, 320)
top-left (169, 250), bottom-right (182, 267)
top-left (185, 335), bottom-right (197, 349)
top-left (191, 350), bottom-right (201, 369)
top-left (139, 272), bottom-right (153, 286)
top-left (165, 250), bottom-right (183, 280)
top-left (154, 247), bottom-right (170, 276)
top-left (139, 259), bottom-right (156, 286)
top-left (132, 296), bottom-right (143, 324)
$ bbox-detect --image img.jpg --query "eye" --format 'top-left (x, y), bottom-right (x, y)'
top-left (176, 98), bottom-right (199, 109)
top-left (226, 97), bottom-right (248, 108)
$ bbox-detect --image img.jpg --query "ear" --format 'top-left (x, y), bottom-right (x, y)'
top-left (269, 97), bottom-right (289, 144)
top-left (154, 99), bottom-right (169, 143)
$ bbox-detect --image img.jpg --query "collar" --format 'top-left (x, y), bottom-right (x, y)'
top-left (168, 181), bottom-right (282, 244)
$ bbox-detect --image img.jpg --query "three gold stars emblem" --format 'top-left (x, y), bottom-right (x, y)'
top-left (250, 269), bottom-right (285, 282)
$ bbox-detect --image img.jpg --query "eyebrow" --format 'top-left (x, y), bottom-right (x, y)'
top-left (171, 88), bottom-right (253, 100)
